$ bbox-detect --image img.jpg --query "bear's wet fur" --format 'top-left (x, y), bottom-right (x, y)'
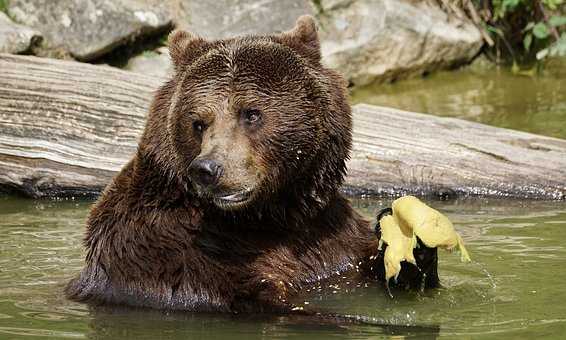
top-left (65, 16), bottom-right (437, 312)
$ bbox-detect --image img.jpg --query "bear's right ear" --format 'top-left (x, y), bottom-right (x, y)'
top-left (168, 30), bottom-right (210, 73)
top-left (276, 15), bottom-right (321, 64)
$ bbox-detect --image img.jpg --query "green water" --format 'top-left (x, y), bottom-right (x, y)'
top-left (351, 58), bottom-right (566, 139)
top-left (1, 196), bottom-right (565, 339)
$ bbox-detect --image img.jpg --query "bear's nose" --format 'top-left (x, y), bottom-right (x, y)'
top-left (189, 158), bottom-right (223, 187)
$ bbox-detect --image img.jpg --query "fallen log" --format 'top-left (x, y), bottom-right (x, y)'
top-left (347, 105), bottom-right (566, 199)
top-left (1, 54), bottom-right (565, 199)
top-left (0, 54), bottom-right (151, 197)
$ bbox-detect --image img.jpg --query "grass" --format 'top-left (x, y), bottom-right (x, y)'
top-left (0, 0), bottom-right (7, 13)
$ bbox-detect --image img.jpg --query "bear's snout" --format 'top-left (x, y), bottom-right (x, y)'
top-left (188, 158), bottom-right (224, 188)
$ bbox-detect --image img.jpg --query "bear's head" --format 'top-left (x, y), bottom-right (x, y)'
top-left (141, 16), bottom-right (351, 216)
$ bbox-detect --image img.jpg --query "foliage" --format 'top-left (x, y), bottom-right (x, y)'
top-left (0, 0), bottom-right (7, 13)
top-left (474, 0), bottom-right (566, 65)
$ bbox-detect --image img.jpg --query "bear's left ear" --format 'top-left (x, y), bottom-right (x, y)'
top-left (168, 30), bottom-right (211, 73)
top-left (276, 15), bottom-right (321, 64)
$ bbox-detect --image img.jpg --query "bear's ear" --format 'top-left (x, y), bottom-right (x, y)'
top-left (277, 15), bottom-right (321, 64)
top-left (168, 30), bottom-right (210, 72)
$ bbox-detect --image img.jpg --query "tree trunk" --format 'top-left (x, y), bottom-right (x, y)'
top-left (1, 54), bottom-right (565, 199)
top-left (347, 104), bottom-right (566, 199)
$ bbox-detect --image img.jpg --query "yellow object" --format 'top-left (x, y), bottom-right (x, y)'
top-left (379, 196), bottom-right (471, 281)
top-left (378, 215), bottom-right (417, 282)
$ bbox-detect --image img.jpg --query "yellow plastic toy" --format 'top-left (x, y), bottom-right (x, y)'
top-left (378, 196), bottom-right (471, 283)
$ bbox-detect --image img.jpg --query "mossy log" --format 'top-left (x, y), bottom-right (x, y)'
top-left (1, 54), bottom-right (565, 199)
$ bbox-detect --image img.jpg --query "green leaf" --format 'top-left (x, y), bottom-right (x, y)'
top-left (536, 47), bottom-right (549, 60)
top-left (549, 16), bottom-right (566, 27)
top-left (523, 22), bottom-right (535, 32)
top-left (532, 23), bottom-right (550, 39)
top-left (543, 0), bottom-right (564, 10)
top-left (547, 34), bottom-right (566, 57)
top-left (523, 33), bottom-right (533, 51)
top-left (503, 0), bottom-right (521, 10)
top-left (486, 25), bottom-right (505, 37)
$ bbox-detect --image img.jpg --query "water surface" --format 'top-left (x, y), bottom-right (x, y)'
top-left (351, 58), bottom-right (566, 139)
top-left (1, 196), bottom-right (565, 339)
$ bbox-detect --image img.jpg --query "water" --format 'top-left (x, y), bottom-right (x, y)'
top-left (1, 196), bottom-right (565, 339)
top-left (351, 58), bottom-right (566, 139)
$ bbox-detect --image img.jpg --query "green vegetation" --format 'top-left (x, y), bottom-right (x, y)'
top-left (0, 0), bottom-right (8, 13)
top-left (472, 0), bottom-right (566, 65)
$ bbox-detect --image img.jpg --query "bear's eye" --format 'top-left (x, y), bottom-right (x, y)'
top-left (241, 109), bottom-right (262, 125)
top-left (193, 121), bottom-right (205, 134)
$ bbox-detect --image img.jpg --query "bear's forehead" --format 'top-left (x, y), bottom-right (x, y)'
top-left (186, 38), bottom-right (310, 88)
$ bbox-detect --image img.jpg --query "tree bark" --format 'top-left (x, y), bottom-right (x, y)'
top-left (347, 104), bottom-right (566, 199)
top-left (1, 54), bottom-right (565, 199)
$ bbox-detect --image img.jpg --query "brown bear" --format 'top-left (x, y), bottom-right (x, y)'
top-left (66, 16), bottom-right (438, 313)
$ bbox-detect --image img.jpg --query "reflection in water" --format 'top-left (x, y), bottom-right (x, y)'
top-left (86, 305), bottom-right (441, 340)
top-left (1, 196), bottom-right (566, 339)
top-left (351, 58), bottom-right (566, 139)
